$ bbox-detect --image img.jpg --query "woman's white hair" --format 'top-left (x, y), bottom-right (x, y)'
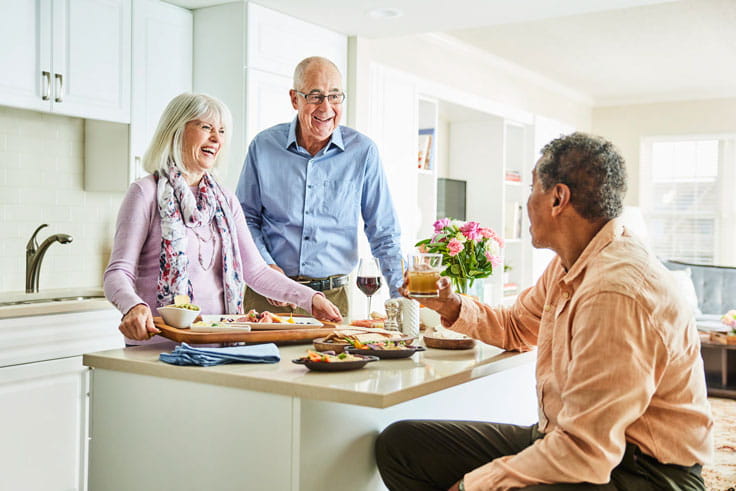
top-left (142, 92), bottom-right (233, 177)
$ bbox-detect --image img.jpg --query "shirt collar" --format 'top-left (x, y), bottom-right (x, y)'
top-left (286, 117), bottom-right (345, 153)
top-left (562, 217), bottom-right (623, 283)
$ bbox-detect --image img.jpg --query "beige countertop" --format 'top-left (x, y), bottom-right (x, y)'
top-left (83, 340), bottom-right (536, 408)
top-left (0, 288), bottom-right (113, 318)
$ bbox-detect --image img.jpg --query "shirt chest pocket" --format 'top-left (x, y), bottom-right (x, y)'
top-left (319, 179), bottom-right (359, 221)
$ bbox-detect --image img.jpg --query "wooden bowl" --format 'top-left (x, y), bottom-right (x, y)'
top-left (313, 337), bottom-right (351, 354)
top-left (423, 333), bottom-right (475, 350)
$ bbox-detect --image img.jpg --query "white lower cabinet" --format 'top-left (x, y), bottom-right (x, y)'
top-left (0, 306), bottom-right (124, 491)
top-left (0, 357), bottom-right (89, 491)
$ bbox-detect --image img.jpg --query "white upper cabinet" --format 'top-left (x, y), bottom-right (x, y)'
top-left (0, 1), bottom-right (48, 111)
top-left (130, 0), bottom-right (193, 179)
top-left (193, 2), bottom-right (347, 189)
top-left (85, 0), bottom-right (192, 192)
top-left (245, 2), bottom-right (347, 77)
top-left (0, 0), bottom-right (131, 123)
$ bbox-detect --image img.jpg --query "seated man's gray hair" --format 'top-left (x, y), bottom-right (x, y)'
top-left (538, 132), bottom-right (627, 221)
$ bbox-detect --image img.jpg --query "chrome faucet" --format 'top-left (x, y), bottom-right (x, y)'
top-left (25, 224), bottom-right (73, 293)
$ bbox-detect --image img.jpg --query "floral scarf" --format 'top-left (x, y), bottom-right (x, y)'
top-left (155, 163), bottom-right (244, 314)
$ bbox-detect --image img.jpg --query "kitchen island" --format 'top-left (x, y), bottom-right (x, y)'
top-left (83, 340), bottom-right (537, 490)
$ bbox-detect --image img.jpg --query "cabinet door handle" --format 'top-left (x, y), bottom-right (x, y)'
top-left (41, 71), bottom-right (51, 101)
top-left (54, 73), bottom-right (64, 103)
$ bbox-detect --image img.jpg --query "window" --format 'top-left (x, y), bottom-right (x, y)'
top-left (640, 135), bottom-right (736, 265)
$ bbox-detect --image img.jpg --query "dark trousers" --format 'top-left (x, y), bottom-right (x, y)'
top-left (375, 420), bottom-right (705, 490)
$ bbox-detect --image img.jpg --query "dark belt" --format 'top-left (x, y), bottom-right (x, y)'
top-left (291, 275), bottom-right (348, 292)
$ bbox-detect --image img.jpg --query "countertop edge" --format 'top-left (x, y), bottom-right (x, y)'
top-left (83, 348), bottom-right (536, 409)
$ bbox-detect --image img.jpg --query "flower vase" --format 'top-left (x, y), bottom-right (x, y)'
top-left (452, 277), bottom-right (488, 303)
top-left (452, 277), bottom-right (469, 295)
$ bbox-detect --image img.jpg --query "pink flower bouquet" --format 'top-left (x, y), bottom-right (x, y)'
top-left (415, 218), bottom-right (504, 294)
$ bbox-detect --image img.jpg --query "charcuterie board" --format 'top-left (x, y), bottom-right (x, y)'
top-left (153, 316), bottom-right (336, 345)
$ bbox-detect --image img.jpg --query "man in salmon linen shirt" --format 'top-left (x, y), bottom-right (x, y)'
top-left (376, 132), bottom-right (713, 490)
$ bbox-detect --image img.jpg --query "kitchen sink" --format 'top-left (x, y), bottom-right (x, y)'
top-left (0, 295), bottom-right (105, 307)
top-left (0, 288), bottom-right (106, 308)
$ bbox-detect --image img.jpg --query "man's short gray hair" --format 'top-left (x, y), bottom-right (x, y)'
top-left (293, 56), bottom-right (341, 90)
top-left (142, 92), bottom-right (232, 177)
top-left (537, 132), bottom-right (627, 221)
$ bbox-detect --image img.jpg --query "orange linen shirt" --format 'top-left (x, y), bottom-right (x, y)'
top-left (448, 219), bottom-right (713, 490)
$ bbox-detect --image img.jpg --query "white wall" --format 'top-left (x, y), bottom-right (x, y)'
top-left (592, 97), bottom-right (736, 205)
top-left (348, 33), bottom-right (592, 136)
top-left (0, 107), bottom-right (123, 293)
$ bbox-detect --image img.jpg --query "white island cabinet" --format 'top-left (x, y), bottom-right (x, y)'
top-left (84, 342), bottom-right (537, 490)
top-left (0, 304), bottom-right (124, 491)
top-left (0, 0), bottom-right (131, 123)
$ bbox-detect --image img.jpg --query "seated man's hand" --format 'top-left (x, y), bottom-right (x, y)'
top-left (311, 294), bottom-right (343, 323)
top-left (400, 273), bottom-right (462, 325)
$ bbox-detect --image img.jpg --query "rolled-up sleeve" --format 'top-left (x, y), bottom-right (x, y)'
top-left (464, 292), bottom-right (666, 490)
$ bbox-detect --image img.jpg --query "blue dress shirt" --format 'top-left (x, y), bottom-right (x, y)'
top-left (236, 118), bottom-right (403, 297)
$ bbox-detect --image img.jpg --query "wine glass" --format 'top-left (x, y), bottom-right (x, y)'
top-left (356, 257), bottom-right (382, 319)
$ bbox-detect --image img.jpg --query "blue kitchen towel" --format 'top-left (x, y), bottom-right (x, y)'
top-left (159, 342), bottom-right (280, 366)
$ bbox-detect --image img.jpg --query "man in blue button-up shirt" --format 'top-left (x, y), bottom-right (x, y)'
top-left (235, 56), bottom-right (403, 317)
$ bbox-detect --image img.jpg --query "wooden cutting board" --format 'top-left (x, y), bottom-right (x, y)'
top-left (153, 317), bottom-right (336, 344)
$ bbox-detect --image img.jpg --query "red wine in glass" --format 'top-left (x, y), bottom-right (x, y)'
top-left (356, 257), bottom-right (381, 318)
top-left (357, 276), bottom-right (382, 296)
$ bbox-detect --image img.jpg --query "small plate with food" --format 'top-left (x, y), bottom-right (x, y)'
top-left (423, 327), bottom-right (475, 350)
top-left (314, 328), bottom-right (414, 354)
top-left (349, 312), bottom-right (387, 329)
top-left (345, 341), bottom-right (426, 359)
top-left (194, 310), bottom-right (324, 331)
top-left (292, 350), bottom-right (379, 372)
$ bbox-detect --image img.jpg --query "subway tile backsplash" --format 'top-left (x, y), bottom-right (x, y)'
top-left (0, 107), bottom-right (124, 293)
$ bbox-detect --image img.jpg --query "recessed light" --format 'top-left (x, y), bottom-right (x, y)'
top-left (366, 7), bottom-right (403, 19)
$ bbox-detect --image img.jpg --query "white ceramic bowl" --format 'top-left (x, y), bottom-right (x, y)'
top-left (158, 305), bottom-right (200, 329)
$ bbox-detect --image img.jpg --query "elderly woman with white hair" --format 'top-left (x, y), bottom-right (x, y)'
top-left (104, 93), bottom-right (342, 344)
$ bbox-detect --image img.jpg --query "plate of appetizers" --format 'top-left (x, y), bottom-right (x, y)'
top-left (345, 341), bottom-right (426, 359)
top-left (192, 310), bottom-right (324, 331)
top-left (313, 328), bottom-right (415, 354)
top-left (292, 350), bottom-right (379, 371)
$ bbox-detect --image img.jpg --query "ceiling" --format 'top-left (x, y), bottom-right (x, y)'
top-left (168, 0), bottom-right (736, 106)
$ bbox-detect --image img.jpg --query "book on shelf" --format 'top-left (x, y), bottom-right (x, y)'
top-left (504, 170), bottom-right (522, 182)
top-left (503, 201), bottom-right (523, 240)
top-left (504, 282), bottom-right (519, 296)
top-left (418, 128), bottom-right (435, 171)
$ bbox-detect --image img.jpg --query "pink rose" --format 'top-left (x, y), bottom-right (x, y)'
top-left (479, 227), bottom-right (494, 239)
top-left (494, 236), bottom-right (505, 248)
top-left (433, 218), bottom-right (452, 232)
top-left (460, 221), bottom-right (481, 241)
top-left (485, 252), bottom-right (503, 268)
top-left (447, 238), bottom-right (464, 256)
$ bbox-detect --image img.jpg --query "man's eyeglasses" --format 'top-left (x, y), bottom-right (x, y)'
top-left (294, 91), bottom-right (346, 105)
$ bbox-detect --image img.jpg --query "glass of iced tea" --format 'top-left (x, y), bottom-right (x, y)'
top-left (408, 253), bottom-right (443, 297)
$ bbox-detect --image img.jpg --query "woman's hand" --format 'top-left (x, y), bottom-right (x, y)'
top-left (265, 263), bottom-right (296, 308)
top-left (399, 273), bottom-right (462, 325)
top-left (311, 294), bottom-right (343, 323)
top-left (119, 304), bottom-right (159, 340)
